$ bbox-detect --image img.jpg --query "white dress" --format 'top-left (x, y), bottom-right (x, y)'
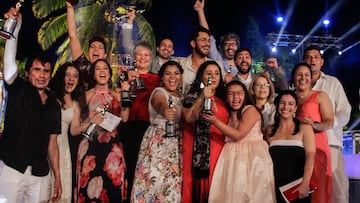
top-left (49, 102), bottom-right (75, 203)
top-left (208, 106), bottom-right (276, 203)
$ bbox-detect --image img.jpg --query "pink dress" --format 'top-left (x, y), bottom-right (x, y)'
top-left (208, 106), bottom-right (276, 203)
top-left (297, 91), bottom-right (332, 203)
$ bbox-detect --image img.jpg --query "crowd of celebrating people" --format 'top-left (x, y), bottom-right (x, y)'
top-left (0, 0), bottom-right (352, 203)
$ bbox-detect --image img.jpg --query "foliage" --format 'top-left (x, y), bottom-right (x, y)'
top-left (32, 0), bottom-right (155, 73)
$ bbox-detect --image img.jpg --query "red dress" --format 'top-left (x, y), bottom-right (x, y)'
top-left (182, 97), bottom-right (229, 203)
top-left (297, 91), bottom-right (332, 203)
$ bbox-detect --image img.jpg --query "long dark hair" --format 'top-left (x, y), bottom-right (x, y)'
top-left (269, 90), bottom-right (300, 137)
top-left (187, 60), bottom-right (226, 101)
top-left (49, 62), bottom-right (88, 120)
top-left (88, 58), bottom-right (113, 89)
top-left (225, 80), bottom-right (256, 121)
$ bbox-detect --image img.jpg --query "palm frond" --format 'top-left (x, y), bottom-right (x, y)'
top-left (37, 14), bottom-right (68, 50)
top-left (136, 15), bottom-right (155, 54)
top-left (32, 0), bottom-right (66, 19)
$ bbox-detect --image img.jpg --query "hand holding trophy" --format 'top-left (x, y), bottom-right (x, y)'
top-left (0, 0), bottom-right (24, 40)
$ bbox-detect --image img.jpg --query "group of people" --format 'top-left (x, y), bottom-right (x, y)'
top-left (0, 1), bottom-right (352, 203)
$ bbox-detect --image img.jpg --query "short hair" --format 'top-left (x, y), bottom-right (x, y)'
top-left (88, 36), bottom-right (107, 53)
top-left (189, 26), bottom-right (211, 42)
top-left (303, 45), bottom-right (323, 60)
top-left (133, 40), bottom-right (153, 57)
top-left (219, 32), bottom-right (240, 48)
top-left (158, 60), bottom-right (184, 78)
top-left (234, 47), bottom-right (252, 59)
top-left (25, 53), bottom-right (53, 73)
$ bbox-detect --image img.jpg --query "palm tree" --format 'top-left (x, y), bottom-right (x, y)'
top-left (32, 0), bottom-right (155, 72)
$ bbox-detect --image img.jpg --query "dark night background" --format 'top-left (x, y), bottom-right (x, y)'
top-left (1, 0), bottom-right (359, 129)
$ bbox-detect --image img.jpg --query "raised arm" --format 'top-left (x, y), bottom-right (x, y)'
top-left (194, 0), bottom-right (209, 29)
top-left (3, 7), bottom-right (22, 85)
top-left (66, 1), bottom-right (83, 61)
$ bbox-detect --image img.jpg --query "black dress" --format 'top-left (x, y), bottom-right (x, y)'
top-left (269, 140), bottom-right (311, 203)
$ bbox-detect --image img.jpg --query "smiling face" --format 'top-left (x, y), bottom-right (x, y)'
top-left (278, 94), bottom-right (297, 119)
top-left (226, 84), bottom-right (245, 110)
top-left (303, 49), bottom-right (324, 75)
top-left (157, 38), bottom-right (175, 60)
top-left (235, 50), bottom-right (252, 74)
top-left (193, 32), bottom-right (211, 57)
top-left (93, 60), bottom-right (111, 86)
top-left (64, 66), bottom-right (79, 94)
top-left (201, 64), bottom-right (221, 88)
top-left (88, 41), bottom-right (107, 63)
top-left (253, 76), bottom-right (271, 100)
top-left (26, 59), bottom-right (52, 90)
top-left (162, 65), bottom-right (182, 93)
top-left (134, 46), bottom-right (152, 71)
top-left (293, 64), bottom-right (312, 91)
top-left (222, 38), bottom-right (238, 59)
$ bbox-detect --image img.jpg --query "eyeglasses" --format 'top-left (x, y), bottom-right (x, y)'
top-left (227, 91), bottom-right (245, 97)
top-left (196, 38), bottom-right (211, 43)
top-left (254, 83), bottom-right (270, 88)
top-left (223, 42), bottom-right (237, 47)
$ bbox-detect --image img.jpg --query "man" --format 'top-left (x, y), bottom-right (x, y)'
top-left (232, 47), bottom-right (254, 88)
top-left (149, 37), bottom-right (178, 74)
top-left (0, 8), bottom-right (62, 203)
top-left (262, 56), bottom-right (288, 94)
top-left (303, 45), bottom-right (351, 203)
top-left (194, 0), bottom-right (239, 75)
top-left (178, 26), bottom-right (217, 94)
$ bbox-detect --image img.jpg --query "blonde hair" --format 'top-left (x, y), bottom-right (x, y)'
top-left (248, 73), bottom-right (275, 104)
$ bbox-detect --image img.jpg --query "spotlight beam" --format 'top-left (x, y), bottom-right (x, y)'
top-left (294, 0), bottom-right (345, 51)
top-left (341, 40), bottom-right (360, 54)
top-left (274, 0), bottom-right (297, 47)
top-left (324, 21), bottom-right (360, 52)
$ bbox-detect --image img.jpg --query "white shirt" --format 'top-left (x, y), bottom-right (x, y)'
top-left (312, 71), bottom-right (351, 147)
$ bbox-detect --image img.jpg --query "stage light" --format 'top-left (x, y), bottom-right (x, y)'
top-left (293, 0), bottom-right (344, 51)
top-left (340, 40), bottom-right (360, 54)
top-left (276, 16), bottom-right (283, 23)
top-left (271, 47), bottom-right (277, 53)
top-left (291, 49), bottom-right (296, 54)
top-left (323, 19), bottom-right (330, 26)
top-left (338, 51), bottom-right (342, 55)
top-left (320, 50), bottom-right (324, 55)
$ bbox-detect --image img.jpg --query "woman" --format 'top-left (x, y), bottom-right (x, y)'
top-left (131, 60), bottom-right (184, 202)
top-left (266, 90), bottom-right (316, 203)
top-left (182, 60), bottom-right (228, 203)
top-left (74, 59), bottom-right (130, 202)
top-left (203, 80), bottom-right (276, 203)
top-left (48, 62), bottom-right (88, 202)
top-left (291, 62), bottom-right (334, 203)
top-left (120, 40), bottom-right (161, 200)
top-left (249, 73), bottom-right (276, 131)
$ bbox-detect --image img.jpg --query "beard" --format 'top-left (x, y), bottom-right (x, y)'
top-left (236, 64), bottom-right (251, 74)
top-left (195, 46), bottom-right (209, 58)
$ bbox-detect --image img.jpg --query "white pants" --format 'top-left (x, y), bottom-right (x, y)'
top-left (330, 146), bottom-right (349, 203)
top-left (0, 160), bottom-right (50, 203)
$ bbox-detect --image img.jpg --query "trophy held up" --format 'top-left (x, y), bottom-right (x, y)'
top-left (0, 0), bottom-right (24, 40)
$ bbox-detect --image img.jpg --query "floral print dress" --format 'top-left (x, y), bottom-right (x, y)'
top-left (131, 87), bottom-right (183, 203)
top-left (74, 88), bottom-right (127, 203)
